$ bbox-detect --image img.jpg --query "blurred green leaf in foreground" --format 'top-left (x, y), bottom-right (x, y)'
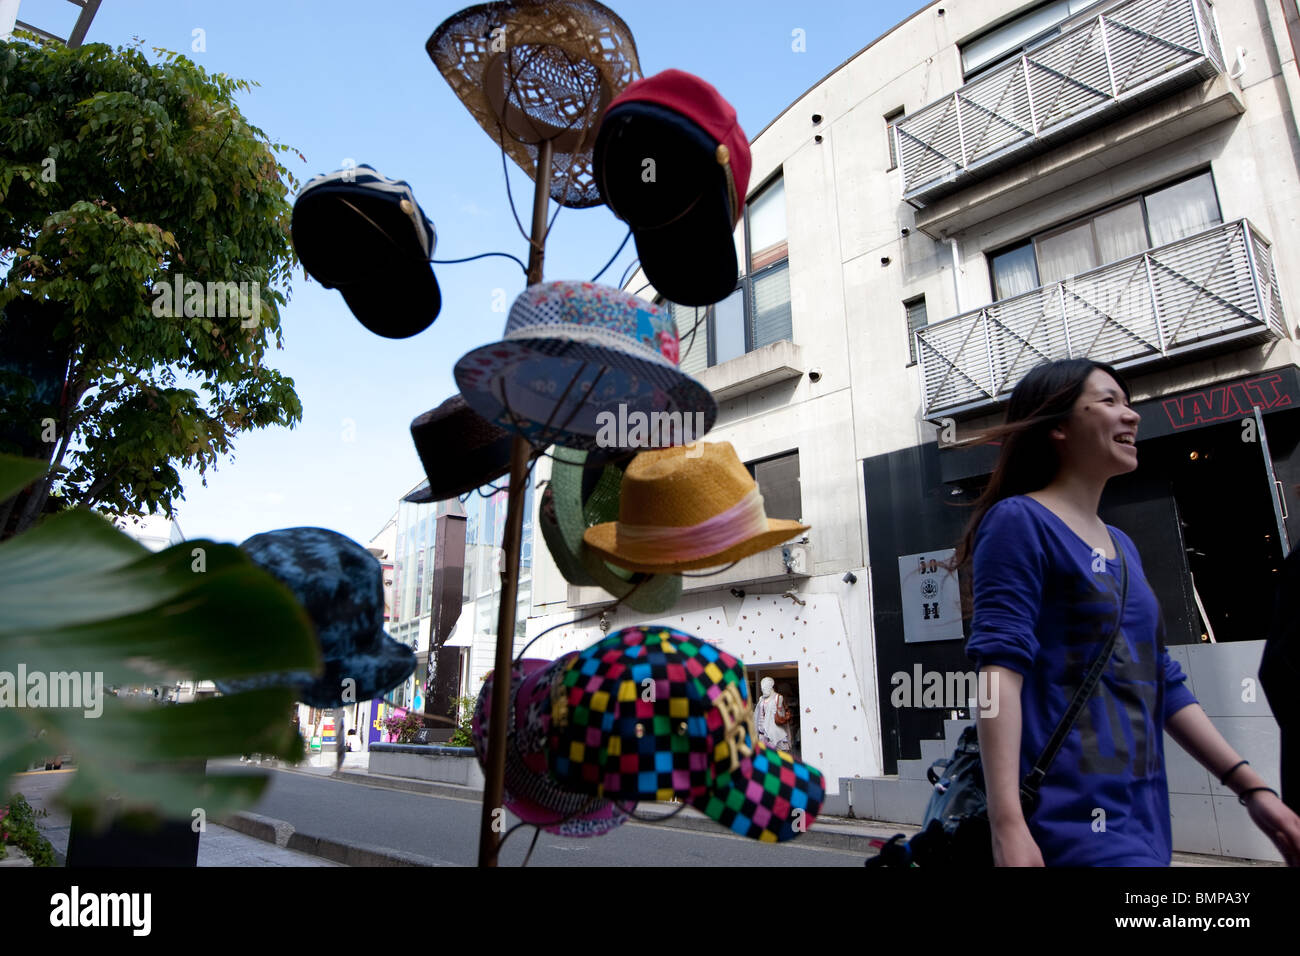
top-left (0, 452), bottom-right (321, 827)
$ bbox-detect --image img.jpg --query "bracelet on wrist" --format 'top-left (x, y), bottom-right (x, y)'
top-left (1237, 786), bottom-right (1278, 807)
top-left (1219, 759), bottom-right (1249, 786)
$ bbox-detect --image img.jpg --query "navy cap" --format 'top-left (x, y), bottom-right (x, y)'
top-left (291, 164), bottom-right (441, 339)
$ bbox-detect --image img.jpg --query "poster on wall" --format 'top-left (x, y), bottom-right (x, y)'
top-left (369, 699), bottom-right (386, 745)
top-left (898, 548), bottom-right (964, 643)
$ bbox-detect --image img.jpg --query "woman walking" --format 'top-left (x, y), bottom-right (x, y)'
top-left (956, 358), bottom-right (1300, 866)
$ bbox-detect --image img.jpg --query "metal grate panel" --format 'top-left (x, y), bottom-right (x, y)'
top-left (899, 0), bottom-right (1226, 203)
top-left (917, 220), bottom-right (1288, 419)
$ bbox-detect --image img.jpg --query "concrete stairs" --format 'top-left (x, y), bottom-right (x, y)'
top-left (821, 718), bottom-right (968, 824)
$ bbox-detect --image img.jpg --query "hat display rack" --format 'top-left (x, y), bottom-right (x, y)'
top-left (290, 1), bottom-right (773, 865)
top-left (427, 0), bottom-right (648, 866)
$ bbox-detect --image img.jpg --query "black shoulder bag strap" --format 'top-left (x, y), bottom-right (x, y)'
top-left (1018, 529), bottom-right (1129, 812)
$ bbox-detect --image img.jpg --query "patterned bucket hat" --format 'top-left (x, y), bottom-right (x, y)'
top-left (454, 280), bottom-right (716, 452)
top-left (214, 527), bottom-right (416, 708)
top-left (290, 164), bottom-right (440, 339)
top-left (472, 657), bottom-right (632, 837)
top-left (547, 626), bottom-right (825, 842)
top-left (538, 446), bottom-right (681, 612)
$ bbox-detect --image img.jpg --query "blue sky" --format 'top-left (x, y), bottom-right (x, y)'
top-left (20, 0), bottom-right (925, 548)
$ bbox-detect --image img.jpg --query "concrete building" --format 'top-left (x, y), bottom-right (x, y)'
top-left (385, 0), bottom-right (1297, 860)
top-left (113, 513), bottom-right (184, 553)
top-left (386, 477), bottom-right (533, 732)
top-left (508, 0), bottom-right (1300, 861)
top-left (1, 0), bottom-right (102, 47)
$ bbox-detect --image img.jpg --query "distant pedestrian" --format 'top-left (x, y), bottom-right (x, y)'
top-left (956, 358), bottom-right (1300, 866)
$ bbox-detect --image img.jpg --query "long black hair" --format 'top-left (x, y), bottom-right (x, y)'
top-left (950, 358), bottom-right (1131, 615)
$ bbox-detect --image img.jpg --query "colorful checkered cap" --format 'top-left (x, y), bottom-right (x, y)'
top-left (471, 656), bottom-right (631, 837)
top-left (547, 626), bottom-right (825, 842)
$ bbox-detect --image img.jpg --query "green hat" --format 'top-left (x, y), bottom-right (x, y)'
top-left (540, 447), bottom-right (682, 613)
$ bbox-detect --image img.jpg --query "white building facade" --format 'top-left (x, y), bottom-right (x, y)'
top-left (414, 0), bottom-right (1300, 859)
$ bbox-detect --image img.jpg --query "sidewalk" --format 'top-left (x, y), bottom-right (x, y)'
top-left (263, 759), bottom-right (1277, 867)
top-left (8, 768), bottom-right (340, 867)
top-left (10, 763), bottom-right (1279, 867)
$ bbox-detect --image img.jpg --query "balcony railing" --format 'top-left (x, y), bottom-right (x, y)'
top-left (897, 0), bottom-right (1226, 205)
top-left (916, 219), bottom-right (1287, 419)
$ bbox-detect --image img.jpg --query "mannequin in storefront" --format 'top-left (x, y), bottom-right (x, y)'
top-left (755, 677), bottom-right (791, 751)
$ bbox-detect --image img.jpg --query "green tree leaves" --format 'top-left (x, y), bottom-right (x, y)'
top-left (0, 33), bottom-right (304, 533)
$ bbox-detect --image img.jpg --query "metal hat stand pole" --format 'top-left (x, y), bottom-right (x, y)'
top-left (477, 138), bottom-right (553, 867)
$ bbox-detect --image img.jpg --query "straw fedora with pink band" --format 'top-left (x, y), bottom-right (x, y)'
top-left (582, 442), bottom-right (809, 573)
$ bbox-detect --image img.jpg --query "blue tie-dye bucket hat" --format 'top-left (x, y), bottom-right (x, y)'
top-left (214, 527), bottom-right (415, 708)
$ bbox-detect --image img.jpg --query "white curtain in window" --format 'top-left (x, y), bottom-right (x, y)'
top-left (1093, 201), bottom-right (1148, 265)
top-left (906, 297), bottom-right (928, 363)
top-left (1145, 173), bottom-right (1222, 247)
top-left (991, 243), bottom-right (1040, 300)
top-left (714, 287), bottom-right (746, 365)
top-left (1037, 221), bottom-right (1097, 285)
top-left (962, 0), bottom-right (1071, 74)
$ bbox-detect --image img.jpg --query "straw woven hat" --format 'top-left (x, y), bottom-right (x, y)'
top-left (427, 0), bottom-right (641, 209)
top-left (538, 447), bottom-right (682, 612)
top-left (583, 443), bottom-right (809, 572)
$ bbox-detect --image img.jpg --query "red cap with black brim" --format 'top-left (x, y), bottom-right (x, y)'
top-left (595, 70), bottom-right (751, 307)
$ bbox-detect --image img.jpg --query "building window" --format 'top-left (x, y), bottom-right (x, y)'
top-left (960, 0), bottom-right (1104, 79)
top-left (748, 451), bottom-right (801, 522)
top-left (905, 296), bottom-right (928, 365)
top-left (748, 175), bottom-right (788, 271)
top-left (656, 171), bottom-right (793, 371)
top-left (664, 301), bottom-right (709, 375)
top-left (987, 170), bottom-right (1223, 301)
top-left (885, 107), bottom-right (904, 170)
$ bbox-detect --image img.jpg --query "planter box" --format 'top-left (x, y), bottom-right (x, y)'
top-left (0, 846), bottom-right (34, 867)
top-left (368, 744), bottom-right (482, 788)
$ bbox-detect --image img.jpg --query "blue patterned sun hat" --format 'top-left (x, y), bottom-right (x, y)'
top-left (453, 280), bottom-right (716, 452)
top-left (214, 527), bottom-right (415, 708)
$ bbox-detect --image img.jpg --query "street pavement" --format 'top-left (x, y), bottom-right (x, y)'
top-left (10, 768), bottom-right (339, 867)
top-left (232, 762), bottom-right (873, 866)
top-left (11, 762), bottom-right (1276, 866)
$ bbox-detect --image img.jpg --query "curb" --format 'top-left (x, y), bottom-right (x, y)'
top-left (221, 811), bottom-right (450, 867)
top-left (331, 767), bottom-right (904, 854)
top-left (334, 770), bottom-right (484, 803)
top-left (626, 805), bottom-right (903, 853)
top-left (242, 766), bottom-right (1280, 866)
